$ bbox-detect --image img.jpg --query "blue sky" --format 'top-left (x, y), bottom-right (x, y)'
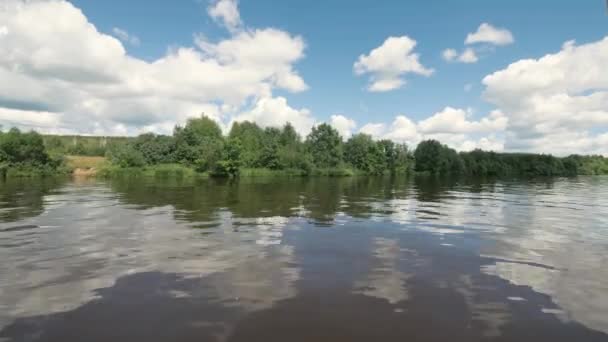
top-left (73, 0), bottom-right (607, 122)
top-left (1, 0), bottom-right (607, 154)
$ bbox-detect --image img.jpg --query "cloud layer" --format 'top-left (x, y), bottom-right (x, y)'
top-left (483, 38), bottom-right (608, 155)
top-left (465, 23), bottom-right (514, 46)
top-left (0, 0), bottom-right (309, 135)
top-left (354, 36), bottom-right (433, 92)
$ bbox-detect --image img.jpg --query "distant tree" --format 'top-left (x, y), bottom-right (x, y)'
top-left (106, 144), bottom-right (146, 168)
top-left (306, 123), bottom-right (343, 168)
top-left (229, 121), bottom-right (264, 167)
top-left (344, 133), bottom-right (385, 174)
top-left (213, 138), bottom-right (242, 177)
top-left (132, 133), bottom-right (176, 164)
top-left (258, 127), bottom-right (282, 169)
top-left (174, 115), bottom-right (224, 166)
top-left (414, 140), bottom-right (463, 174)
top-left (279, 122), bottom-right (300, 147)
top-left (0, 128), bottom-right (50, 166)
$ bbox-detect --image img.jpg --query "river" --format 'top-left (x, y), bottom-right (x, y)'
top-left (1, 176), bottom-right (607, 341)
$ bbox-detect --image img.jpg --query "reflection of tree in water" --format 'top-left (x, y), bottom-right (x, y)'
top-left (0, 178), bottom-right (66, 223)
top-left (109, 177), bottom-right (420, 227)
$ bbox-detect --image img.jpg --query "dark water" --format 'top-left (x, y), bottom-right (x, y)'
top-left (1, 176), bottom-right (607, 342)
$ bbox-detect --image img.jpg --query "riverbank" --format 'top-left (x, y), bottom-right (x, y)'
top-left (3, 155), bottom-right (608, 180)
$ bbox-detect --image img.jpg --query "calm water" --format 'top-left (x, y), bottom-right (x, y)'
top-left (0, 176), bottom-right (607, 341)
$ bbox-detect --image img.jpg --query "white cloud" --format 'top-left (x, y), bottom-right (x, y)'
top-left (359, 123), bottom-right (386, 139)
top-left (442, 48), bottom-right (458, 61)
top-left (384, 115), bottom-right (421, 144)
top-left (483, 36), bottom-right (608, 155)
top-left (230, 96), bottom-right (314, 136)
top-left (465, 23), bottom-right (514, 46)
top-left (0, 26), bottom-right (7, 37)
top-left (112, 27), bottom-right (140, 46)
top-left (195, 28), bottom-right (307, 92)
top-left (354, 36), bottom-right (433, 92)
top-left (418, 107), bottom-right (507, 134)
top-left (443, 47), bottom-right (478, 64)
top-left (355, 108), bottom-right (507, 152)
top-left (208, 0), bottom-right (242, 32)
top-left (458, 48), bottom-right (478, 63)
top-left (329, 114), bottom-right (356, 139)
top-left (443, 23), bottom-right (513, 65)
top-left (0, 0), bottom-right (307, 135)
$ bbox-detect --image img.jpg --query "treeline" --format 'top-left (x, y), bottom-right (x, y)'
top-left (106, 116), bottom-right (414, 176)
top-left (43, 135), bottom-right (130, 156)
top-left (1, 117), bottom-right (607, 178)
top-left (0, 128), bottom-right (62, 177)
top-left (415, 140), bottom-right (608, 177)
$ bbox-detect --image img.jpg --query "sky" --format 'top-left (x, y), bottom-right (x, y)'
top-left (0, 0), bottom-right (607, 155)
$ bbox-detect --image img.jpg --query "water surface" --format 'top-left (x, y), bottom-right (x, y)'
top-left (1, 176), bottom-right (607, 341)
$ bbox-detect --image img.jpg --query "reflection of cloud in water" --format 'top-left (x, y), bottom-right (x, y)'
top-left (0, 190), bottom-right (300, 330)
top-left (454, 274), bottom-right (511, 338)
top-left (354, 238), bottom-right (410, 305)
top-left (386, 179), bottom-right (608, 335)
top-left (478, 181), bottom-right (608, 334)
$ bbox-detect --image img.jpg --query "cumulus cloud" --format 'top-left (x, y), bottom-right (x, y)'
top-left (0, 0), bottom-right (308, 135)
top-left (229, 96), bottom-right (315, 136)
top-left (458, 48), bottom-right (478, 63)
top-left (329, 114), bottom-right (357, 139)
top-left (208, 0), bottom-right (242, 32)
top-left (443, 23), bottom-right (513, 65)
top-left (418, 107), bottom-right (507, 134)
top-left (112, 27), bottom-right (140, 46)
top-left (354, 36), bottom-right (433, 92)
top-left (442, 48), bottom-right (458, 61)
top-left (465, 23), bottom-right (514, 46)
top-left (356, 108), bottom-right (507, 152)
top-left (482, 36), bottom-right (608, 155)
top-left (442, 47), bottom-right (478, 64)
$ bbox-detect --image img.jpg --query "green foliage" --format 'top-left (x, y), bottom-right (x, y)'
top-left (0, 128), bottom-right (52, 166)
top-left (3, 117), bottom-right (607, 179)
top-left (344, 133), bottom-right (386, 174)
top-left (43, 135), bottom-right (129, 156)
top-left (132, 133), bottom-right (176, 164)
top-left (414, 140), bottom-right (463, 175)
top-left (564, 155), bottom-right (608, 175)
top-left (460, 149), bottom-right (577, 177)
top-left (106, 144), bottom-right (146, 168)
top-left (306, 124), bottom-right (343, 168)
top-left (212, 138), bottom-right (242, 177)
top-left (174, 115), bottom-right (224, 165)
top-left (229, 121), bottom-right (264, 167)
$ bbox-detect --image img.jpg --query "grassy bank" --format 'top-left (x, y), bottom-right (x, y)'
top-left (97, 163), bottom-right (204, 179)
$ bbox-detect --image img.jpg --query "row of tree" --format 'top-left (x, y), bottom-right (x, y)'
top-left (107, 116), bottom-right (414, 176)
top-left (414, 140), bottom-right (606, 177)
top-left (2, 117), bottom-right (607, 177)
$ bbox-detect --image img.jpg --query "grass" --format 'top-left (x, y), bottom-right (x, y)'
top-left (65, 156), bottom-right (108, 170)
top-left (239, 168), bottom-right (309, 177)
top-left (97, 163), bottom-right (205, 179)
top-left (2, 164), bottom-right (68, 178)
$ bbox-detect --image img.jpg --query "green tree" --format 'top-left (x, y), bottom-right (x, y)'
top-left (344, 133), bottom-right (385, 174)
top-left (228, 121), bottom-right (264, 167)
top-left (106, 144), bottom-right (146, 168)
top-left (0, 128), bottom-right (51, 166)
top-left (213, 138), bottom-right (242, 177)
top-left (306, 124), bottom-right (343, 168)
top-left (174, 115), bottom-right (224, 167)
top-left (414, 140), bottom-right (463, 175)
top-left (132, 133), bottom-right (176, 164)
